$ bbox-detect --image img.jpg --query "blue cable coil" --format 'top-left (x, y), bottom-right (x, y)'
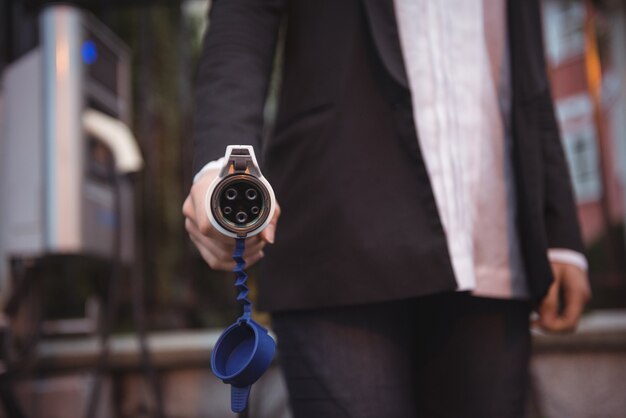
top-left (211, 237), bottom-right (276, 413)
top-left (233, 238), bottom-right (252, 319)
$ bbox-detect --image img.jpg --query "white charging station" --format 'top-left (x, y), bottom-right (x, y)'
top-left (0, 5), bottom-right (142, 299)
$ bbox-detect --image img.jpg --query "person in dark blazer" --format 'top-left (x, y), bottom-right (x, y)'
top-left (182, 0), bottom-right (591, 416)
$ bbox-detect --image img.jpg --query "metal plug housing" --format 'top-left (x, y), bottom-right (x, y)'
top-left (210, 174), bottom-right (271, 237)
top-left (205, 146), bottom-right (276, 239)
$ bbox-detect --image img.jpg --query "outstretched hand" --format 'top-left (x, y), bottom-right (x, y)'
top-left (182, 168), bottom-right (281, 271)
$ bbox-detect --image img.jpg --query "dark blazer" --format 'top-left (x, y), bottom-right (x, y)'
top-left (193, 0), bottom-right (584, 311)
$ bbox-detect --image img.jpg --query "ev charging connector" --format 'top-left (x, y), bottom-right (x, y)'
top-left (205, 145), bottom-right (277, 413)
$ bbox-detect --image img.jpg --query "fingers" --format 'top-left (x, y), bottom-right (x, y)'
top-left (554, 265), bottom-right (591, 332)
top-left (186, 217), bottom-right (265, 252)
top-left (260, 202), bottom-right (281, 244)
top-left (535, 280), bottom-right (560, 327)
top-left (185, 218), bottom-right (266, 271)
top-left (533, 263), bottom-right (591, 334)
top-left (182, 195), bottom-right (193, 219)
top-left (190, 233), bottom-right (264, 271)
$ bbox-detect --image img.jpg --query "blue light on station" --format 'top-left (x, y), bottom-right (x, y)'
top-left (81, 40), bottom-right (98, 64)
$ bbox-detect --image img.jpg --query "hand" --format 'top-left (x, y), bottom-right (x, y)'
top-left (182, 168), bottom-right (281, 271)
top-left (533, 262), bottom-right (591, 334)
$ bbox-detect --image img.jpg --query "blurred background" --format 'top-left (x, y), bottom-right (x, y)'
top-left (0, 0), bottom-right (625, 417)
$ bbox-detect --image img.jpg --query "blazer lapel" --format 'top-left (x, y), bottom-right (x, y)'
top-left (363, 0), bottom-right (549, 101)
top-left (507, 0), bottom-right (549, 101)
top-left (361, 0), bottom-right (410, 89)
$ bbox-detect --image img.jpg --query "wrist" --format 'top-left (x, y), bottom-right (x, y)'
top-left (548, 248), bottom-right (588, 271)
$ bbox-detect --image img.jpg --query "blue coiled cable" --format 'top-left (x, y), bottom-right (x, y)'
top-left (211, 236), bottom-right (275, 414)
top-left (233, 237), bottom-right (251, 320)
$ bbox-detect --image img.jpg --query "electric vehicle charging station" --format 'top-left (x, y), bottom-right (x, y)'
top-left (0, 4), bottom-right (136, 273)
top-left (0, 5), bottom-right (151, 416)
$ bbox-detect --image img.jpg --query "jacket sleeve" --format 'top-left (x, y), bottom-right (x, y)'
top-left (192, 0), bottom-right (286, 173)
top-left (540, 88), bottom-right (585, 253)
top-left (516, 0), bottom-right (585, 254)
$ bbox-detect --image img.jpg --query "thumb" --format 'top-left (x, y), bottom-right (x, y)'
top-left (532, 282), bottom-right (557, 330)
top-left (261, 202), bottom-right (281, 244)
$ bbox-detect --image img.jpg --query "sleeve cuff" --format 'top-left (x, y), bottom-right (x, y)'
top-left (547, 248), bottom-right (588, 271)
top-left (193, 157), bottom-right (225, 184)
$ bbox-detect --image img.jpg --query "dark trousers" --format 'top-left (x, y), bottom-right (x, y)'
top-left (271, 292), bottom-right (531, 418)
